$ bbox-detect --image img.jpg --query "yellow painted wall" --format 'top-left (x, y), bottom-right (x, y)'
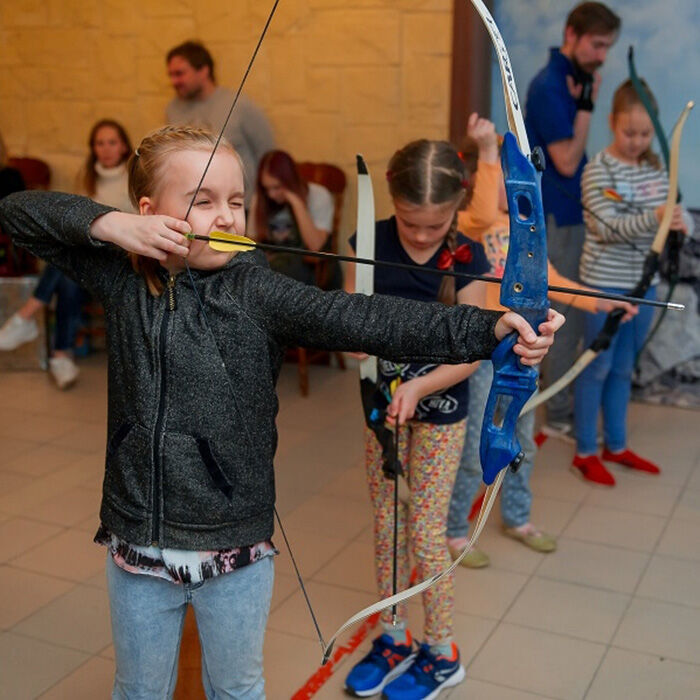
top-left (0, 0), bottom-right (452, 231)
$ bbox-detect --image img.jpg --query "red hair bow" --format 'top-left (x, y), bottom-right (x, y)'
top-left (437, 243), bottom-right (472, 270)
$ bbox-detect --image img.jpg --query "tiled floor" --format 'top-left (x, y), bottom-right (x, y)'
top-left (1, 355), bottom-right (699, 699)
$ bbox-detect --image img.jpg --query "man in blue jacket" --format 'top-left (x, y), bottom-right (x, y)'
top-left (525, 2), bottom-right (620, 438)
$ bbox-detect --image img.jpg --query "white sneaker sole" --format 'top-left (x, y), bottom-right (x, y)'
top-left (418, 664), bottom-right (466, 700)
top-left (346, 653), bottom-right (417, 697)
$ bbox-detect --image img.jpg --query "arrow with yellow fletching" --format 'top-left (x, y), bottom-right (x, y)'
top-left (185, 231), bottom-right (684, 311)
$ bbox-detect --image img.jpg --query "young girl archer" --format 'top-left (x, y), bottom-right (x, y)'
top-left (573, 80), bottom-right (692, 485)
top-left (343, 139), bottom-right (531, 700)
top-left (0, 125), bottom-right (562, 699)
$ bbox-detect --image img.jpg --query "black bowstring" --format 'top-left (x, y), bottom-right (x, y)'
top-left (171, 0), bottom-right (328, 655)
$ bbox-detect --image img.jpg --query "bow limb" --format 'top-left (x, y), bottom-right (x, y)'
top-left (522, 100), bottom-right (694, 415)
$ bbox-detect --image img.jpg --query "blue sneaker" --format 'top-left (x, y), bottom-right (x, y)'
top-left (345, 632), bottom-right (417, 697)
top-left (381, 643), bottom-right (465, 700)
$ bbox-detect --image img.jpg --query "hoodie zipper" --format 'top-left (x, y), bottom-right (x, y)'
top-left (151, 274), bottom-right (176, 544)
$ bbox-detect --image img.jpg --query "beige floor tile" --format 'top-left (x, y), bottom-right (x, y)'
top-left (587, 647), bottom-right (700, 700)
top-left (48, 424), bottom-right (107, 454)
top-left (0, 467), bottom-right (85, 515)
top-left (0, 470), bottom-right (34, 495)
top-left (0, 443), bottom-right (87, 478)
top-left (13, 584), bottom-right (112, 654)
top-left (504, 576), bottom-right (630, 643)
top-left (673, 486), bottom-right (700, 522)
top-left (458, 678), bottom-right (552, 699)
top-left (0, 566), bottom-right (74, 630)
top-left (282, 492), bottom-right (373, 541)
top-left (473, 529), bottom-right (546, 575)
top-left (563, 505), bottom-right (666, 552)
top-left (453, 566), bottom-right (528, 619)
top-left (656, 514), bottom-right (700, 561)
top-left (0, 436), bottom-right (39, 466)
top-left (99, 644), bottom-right (115, 660)
top-left (537, 538), bottom-right (649, 593)
top-left (636, 554), bottom-right (700, 608)
top-left (625, 431), bottom-right (696, 485)
top-left (38, 655), bottom-right (115, 699)
top-left (82, 569), bottom-right (108, 591)
top-left (687, 463), bottom-right (700, 491)
top-left (0, 414), bottom-right (83, 443)
top-left (528, 495), bottom-right (580, 535)
top-left (0, 631), bottom-right (89, 699)
top-left (452, 611), bottom-right (498, 666)
top-left (468, 624), bottom-right (605, 700)
top-left (0, 517), bottom-right (63, 564)
top-left (530, 460), bottom-right (591, 503)
top-left (263, 628), bottom-right (341, 698)
top-left (271, 571), bottom-right (298, 612)
top-left (274, 525), bottom-right (350, 580)
top-left (317, 464), bottom-right (368, 503)
top-left (11, 529), bottom-right (105, 582)
top-left (267, 580), bottom-right (379, 647)
top-left (31, 486), bottom-right (101, 527)
top-left (584, 474), bottom-right (681, 517)
top-left (614, 598), bottom-right (700, 664)
top-left (313, 539), bottom-right (376, 594)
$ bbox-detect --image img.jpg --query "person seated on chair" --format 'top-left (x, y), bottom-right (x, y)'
top-left (248, 149), bottom-right (341, 288)
top-left (0, 119), bottom-right (135, 389)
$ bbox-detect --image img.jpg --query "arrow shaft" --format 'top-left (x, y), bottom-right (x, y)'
top-left (188, 234), bottom-right (684, 311)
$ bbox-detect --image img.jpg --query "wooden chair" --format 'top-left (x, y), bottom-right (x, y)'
top-left (293, 162), bottom-right (348, 396)
top-left (8, 157), bottom-right (51, 190)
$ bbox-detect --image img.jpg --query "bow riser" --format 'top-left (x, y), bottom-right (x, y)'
top-left (479, 132), bottom-right (549, 484)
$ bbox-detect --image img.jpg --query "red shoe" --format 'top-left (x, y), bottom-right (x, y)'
top-left (601, 448), bottom-right (661, 474)
top-left (571, 455), bottom-right (616, 486)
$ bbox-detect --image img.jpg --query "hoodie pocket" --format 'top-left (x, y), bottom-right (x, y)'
top-left (161, 432), bottom-right (264, 526)
top-left (104, 422), bottom-right (151, 517)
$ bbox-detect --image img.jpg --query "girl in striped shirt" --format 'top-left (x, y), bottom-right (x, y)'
top-left (573, 79), bottom-right (692, 485)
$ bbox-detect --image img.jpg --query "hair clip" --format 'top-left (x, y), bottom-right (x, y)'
top-left (461, 178), bottom-right (469, 188)
top-left (457, 151), bottom-right (465, 161)
top-left (385, 170), bottom-right (393, 181)
top-left (134, 148), bottom-right (140, 157)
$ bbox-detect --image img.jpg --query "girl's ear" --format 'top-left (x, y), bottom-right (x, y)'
top-left (139, 196), bottom-right (155, 216)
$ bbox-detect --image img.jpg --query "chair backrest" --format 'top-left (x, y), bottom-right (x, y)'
top-left (296, 162), bottom-right (346, 251)
top-left (8, 157), bottom-right (51, 190)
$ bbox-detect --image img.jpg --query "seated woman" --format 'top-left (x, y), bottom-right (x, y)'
top-left (248, 150), bottom-right (341, 287)
top-left (0, 119), bottom-right (134, 389)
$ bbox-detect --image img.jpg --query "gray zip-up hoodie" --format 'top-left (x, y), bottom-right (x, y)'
top-left (0, 191), bottom-right (502, 550)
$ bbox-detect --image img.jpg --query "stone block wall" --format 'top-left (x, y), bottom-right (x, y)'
top-left (0, 0), bottom-right (453, 237)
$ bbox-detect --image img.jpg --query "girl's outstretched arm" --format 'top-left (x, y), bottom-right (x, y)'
top-left (0, 191), bottom-right (129, 300)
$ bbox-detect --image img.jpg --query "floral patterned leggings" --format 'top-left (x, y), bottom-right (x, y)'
top-left (364, 420), bottom-right (466, 645)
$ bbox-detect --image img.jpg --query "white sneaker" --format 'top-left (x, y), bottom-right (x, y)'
top-left (0, 314), bottom-right (39, 350)
top-left (49, 356), bottom-right (79, 390)
top-left (541, 420), bottom-right (575, 444)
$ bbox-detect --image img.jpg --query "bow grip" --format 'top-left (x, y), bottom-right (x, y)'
top-left (479, 333), bottom-right (539, 485)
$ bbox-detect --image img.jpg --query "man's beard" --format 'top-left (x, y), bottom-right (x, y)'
top-left (180, 84), bottom-right (204, 100)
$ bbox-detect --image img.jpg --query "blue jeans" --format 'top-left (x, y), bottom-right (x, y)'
top-left (574, 286), bottom-right (656, 455)
top-left (447, 361), bottom-right (537, 537)
top-left (106, 555), bottom-right (274, 699)
top-left (33, 264), bottom-right (85, 351)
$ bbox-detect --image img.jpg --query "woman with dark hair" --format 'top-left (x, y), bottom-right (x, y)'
top-left (0, 119), bottom-right (134, 389)
top-left (248, 149), bottom-right (338, 286)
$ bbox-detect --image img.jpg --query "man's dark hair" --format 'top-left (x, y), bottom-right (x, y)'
top-left (166, 41), bottom-right (216, 83)
top-left (566, 2), bottom-right (621, 37)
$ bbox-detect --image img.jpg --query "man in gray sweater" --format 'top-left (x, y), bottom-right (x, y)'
top-left (165, 40), bottom-right (275, 207)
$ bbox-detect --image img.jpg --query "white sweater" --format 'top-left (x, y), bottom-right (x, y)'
top-left (93, 162), bottom-right (135, 213)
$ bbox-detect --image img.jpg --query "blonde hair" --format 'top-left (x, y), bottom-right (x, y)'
top-left (127, 125), bottom-right (242, 294)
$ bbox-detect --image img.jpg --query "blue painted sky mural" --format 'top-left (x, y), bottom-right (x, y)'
top-left (489, 0), bottom-right (699, 207)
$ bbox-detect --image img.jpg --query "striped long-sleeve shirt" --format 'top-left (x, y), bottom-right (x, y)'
top-left (580, 150), bottom-right (668, 289)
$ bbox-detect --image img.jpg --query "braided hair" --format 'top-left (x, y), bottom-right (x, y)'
top-left (386, 140), bottom-right (468, 305)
